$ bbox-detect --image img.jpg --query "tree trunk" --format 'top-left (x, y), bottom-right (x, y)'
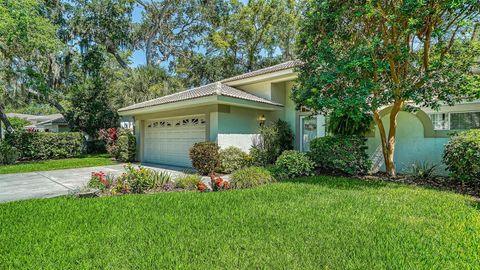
top-left (25, 88), bottom-right (66, 115)
top-left (373, 101), bottom-right (402, 177)
top-left (0, 103), bottom-right (14, 134)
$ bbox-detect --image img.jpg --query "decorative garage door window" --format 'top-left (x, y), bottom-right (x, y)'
top-left (147, 116), bottom-right (206, 128)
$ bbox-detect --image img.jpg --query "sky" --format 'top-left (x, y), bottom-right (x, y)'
top-left (130, 5), bottom-right (146, 67)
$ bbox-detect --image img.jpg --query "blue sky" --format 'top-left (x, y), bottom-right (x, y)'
top-left (130, 4), bottom-right (145, 67)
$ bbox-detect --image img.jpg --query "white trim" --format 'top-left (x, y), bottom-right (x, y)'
top-left (428, 110), bottom-right (480, 131)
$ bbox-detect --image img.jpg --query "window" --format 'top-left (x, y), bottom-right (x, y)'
top-left (450, 112), bottom-right (480, 130)
top-left (429, 112), bottom-right (480, 130)
top-left (429, 113), bottom-right (449, 130)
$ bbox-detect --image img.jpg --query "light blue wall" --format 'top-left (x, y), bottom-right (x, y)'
top-left (367, 111), bottom-right (450, 174)
top-left (218, 106), bottom-right (264, 134)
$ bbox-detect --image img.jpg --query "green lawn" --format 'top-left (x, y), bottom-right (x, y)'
top-left (0, 154), bottom-right (116, 174)
top-left (1, 177), bottom-right (479, 269)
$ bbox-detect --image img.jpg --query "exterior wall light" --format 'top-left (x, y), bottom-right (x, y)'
top-left (258, 115), bottom-right (266, 127)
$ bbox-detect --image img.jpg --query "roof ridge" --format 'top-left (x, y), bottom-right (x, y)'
top-left (220, 60), bottom-right (303, 83)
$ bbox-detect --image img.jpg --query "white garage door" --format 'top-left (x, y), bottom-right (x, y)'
top-left (144, 115), bottom-right (206, 167)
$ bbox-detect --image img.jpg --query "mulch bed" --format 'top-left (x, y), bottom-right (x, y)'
top-left (316, 169), bottom-right (480, 199)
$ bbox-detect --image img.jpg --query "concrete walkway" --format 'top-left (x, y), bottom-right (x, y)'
top-left (0, 164), bottom-right (187, 203)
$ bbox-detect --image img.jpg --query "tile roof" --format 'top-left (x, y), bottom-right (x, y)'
top-left (118, 82), bottom-right (283, 112)
top-left (36, 115), bottom-right (67, 125)
top-left (220, 60), bottom-right (303, 83)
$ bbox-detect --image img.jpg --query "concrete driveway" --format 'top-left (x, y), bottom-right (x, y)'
top-left (0, 164), bottom-right (188, 203)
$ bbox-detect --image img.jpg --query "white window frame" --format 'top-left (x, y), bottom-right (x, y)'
top-left (428, 111), bottom-right (480, 131)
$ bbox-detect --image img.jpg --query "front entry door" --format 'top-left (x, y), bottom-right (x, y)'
top-left (300, 115), bottom-right (326, 151)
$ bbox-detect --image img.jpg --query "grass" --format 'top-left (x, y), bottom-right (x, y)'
top-left (1, 176), bottom-right (479, 269)
top-left (0, 154), bottom-right (116, 174)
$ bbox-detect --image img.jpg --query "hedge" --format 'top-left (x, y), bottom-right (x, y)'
top-left (8, 132), bottom-right (84, 160)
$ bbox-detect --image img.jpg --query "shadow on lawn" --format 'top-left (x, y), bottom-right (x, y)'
top-left (282, 176), bottom-right (389, 191)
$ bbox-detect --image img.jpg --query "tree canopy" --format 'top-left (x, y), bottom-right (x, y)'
top-left (293, 0), bottom-right (480, 176)
top-left (1, 0), bottom-right (303, 136)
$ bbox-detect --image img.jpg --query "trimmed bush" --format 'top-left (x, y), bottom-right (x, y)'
top-left (115, 132), bottom-right (136, 162)
top-left (275, 150), bottom-right (315, 179)
top-left (189, 142), bottom-right (220, 175)
top-left (175, 175), bottom-right (202, 190)
top-left (309, 135), bottom-right (371, 175)
top-left (230, 166), bottom-right (275, 189)
top-left (8, 132), bottom-right (84, 160)
top-left (443, 129), bottom-right (480, 182)
top-left (219, 146), bottom-right (251, 173)
top-left (0, 142), bottom-right (19, 165)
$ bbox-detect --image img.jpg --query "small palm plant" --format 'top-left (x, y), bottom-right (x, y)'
top-left (408, 161), bottom-right (438, 179)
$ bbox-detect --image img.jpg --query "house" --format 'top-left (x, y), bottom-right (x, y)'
top-left (33, 115), bottom-right (70, 132)
top-left (119, 61), bottom-right (480, 172)
top-left (2, 113), bottom-right (70, 134)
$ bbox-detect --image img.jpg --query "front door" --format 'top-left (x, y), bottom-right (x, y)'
top-left (300, 115), bottom-right (326, 151)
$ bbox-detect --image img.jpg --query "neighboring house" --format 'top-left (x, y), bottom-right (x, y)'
top-left (4, 113), bottom-right (69, 132)
top-left (119, 61), bottom-right (480, 172)
top-left (34, 115), bottom-right (70, 132)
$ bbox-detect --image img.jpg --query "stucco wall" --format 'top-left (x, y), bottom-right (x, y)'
top-left (218, 106), bottom-right (264, 134)
top-left (367, 111), bottom-right (450, 174)
top-left (236, 81), bottom-right (272, 100)
top-left (218, 134), bottom-right (258, 152)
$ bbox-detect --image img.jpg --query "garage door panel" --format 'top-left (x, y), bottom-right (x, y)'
top-left (143, 115), bottom-right (206, 167)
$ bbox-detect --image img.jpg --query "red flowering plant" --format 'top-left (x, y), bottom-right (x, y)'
top-left (209, 173), bottom-right (230, 192)
top-left (88, 171), bottom-right (114, 192)
top-left (98, 128), bottom-right (119, 156)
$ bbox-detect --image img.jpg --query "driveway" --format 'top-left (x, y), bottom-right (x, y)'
top-left (0, 164), bottom-right (188, 203)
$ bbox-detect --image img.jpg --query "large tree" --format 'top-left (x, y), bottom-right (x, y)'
top-left (293, 0), bottom-right (480, 176)
top-left (0, 0), bottom-right (62, 133)
top-left (177, 0), bottom-right (302, 86)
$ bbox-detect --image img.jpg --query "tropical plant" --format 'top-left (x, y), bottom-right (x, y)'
top-left (293, 0), bottom-right (480, 176)
top-left (275, 150), bottom-right (315, 179)
top-left (443, 129), bottom-right (480, 182)
top-left (230, 166), bottom-right (275, 189)
top-left (408, 161), bottom-right (438, 179)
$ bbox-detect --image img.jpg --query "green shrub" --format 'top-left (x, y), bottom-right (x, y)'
top-left (309, 135), bottom-right (371, 175)
top-left (275, 150), bottom-right (315, 179)
top-left (251, 119), bottom-right (294, 166)
top-left (8, 132), bottom-right (84, 160)
top-left (115, 132), bottom-right (136, 162)
top-left (175, 174), bottom-right (202, 190)
top-left (0, 142), bottom-right (19, 165)
top-left (219, 146), bottom-right (251, 173)
top-left (443, 129), bottom-right (480, 182)
top-left (118, 164), bottom-right (172, 194)
top-left (189, 142), bottom-right (220, 175)
top-left (230, 166), bottom-right (275, 189)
